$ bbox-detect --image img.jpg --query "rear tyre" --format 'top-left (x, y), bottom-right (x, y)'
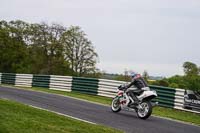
top-left (137, 101), bottom-right (152, 119)
top-left (111, 97), bottom-right (121, 112)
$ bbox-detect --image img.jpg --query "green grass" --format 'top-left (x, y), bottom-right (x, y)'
top-left (0, 99), bottom-right (122, 133)
top-left (153, 106), bottom-right (200, 126)
top-left (1, 84), bottom-right (200, 126)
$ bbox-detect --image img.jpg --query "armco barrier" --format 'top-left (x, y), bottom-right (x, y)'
top-left (0, 73), bottom-right (1, 84)
top-left (1, 73), bottom-right (16, 85)
top-left (98, 79), bottom-right (125, 98)
top-left (72, 77), bottom-right (99, 95)
top-left (174, 89), bottom-right (185, 109)
top-left (15, 74), bottom-right (33, 87)
top-left (50, 75), bottom-right (72, 92)
top-left (0, 72), bottom-right (199, 113)
top-left (149, 85), bottom-right (176, 108)
top-left (32, 75), bottom-right (50, 88)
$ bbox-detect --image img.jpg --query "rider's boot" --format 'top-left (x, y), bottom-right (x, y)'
top-left (128, 97), bottom-right (139, 107)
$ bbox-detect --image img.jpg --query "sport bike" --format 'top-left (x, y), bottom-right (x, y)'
top-left (111, 85), bottom-right (157, 119)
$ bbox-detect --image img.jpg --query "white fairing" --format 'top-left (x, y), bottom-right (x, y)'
top-left (137, 90), bottom-right (157, 101)
top-left (141, 87), bottom-right (150, 91)
top-left (120, 93), bottom-right (130, 108)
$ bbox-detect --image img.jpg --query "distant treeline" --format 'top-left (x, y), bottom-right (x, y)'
top-left (0, 20), bottom-right (100, 77)
top-left (113, 62), bottom-right (200, 91)
top-left (150, 62), bottom-right (200, 91)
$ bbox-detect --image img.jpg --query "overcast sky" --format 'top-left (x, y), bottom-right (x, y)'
top-left (1, 0), bottom-right (200, 77)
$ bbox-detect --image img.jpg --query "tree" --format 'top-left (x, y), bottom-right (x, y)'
top-left (167, 75), bottom-right (187, 89)
top-left (182, 62), bottom-right (200, 91)
top-left (6, 21), bottom-right (73, 75)
top-left (0, 20), bottom-right (30, 73)
top-left (142, 70), bottom-right (149, 82)
top-left (184, 75), bottom-right (200, 91)
top-left (183, 61), bottom-right (199, 76)
top-left (29, 22), bottom-right (70, 75)
top-left (62, 26), bottom-right (98, 76)
top-left (169, 83), bottom-right (179, 88)
top-left (0, 20), bottom-right (99, 77)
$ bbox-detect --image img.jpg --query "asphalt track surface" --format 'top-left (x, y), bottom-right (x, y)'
top-left (0, 86), bottom-right (200, 133)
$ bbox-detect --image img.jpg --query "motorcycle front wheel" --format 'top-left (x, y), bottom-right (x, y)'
top-left (111, 97), bottom-right (121, 112)
top-left (136, 101), bottom-right (152, 119)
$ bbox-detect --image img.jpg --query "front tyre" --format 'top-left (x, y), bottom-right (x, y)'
top-left (111, 97), bottom-right (121, 112)
top-left (137, 101), bottom-right (152, 119)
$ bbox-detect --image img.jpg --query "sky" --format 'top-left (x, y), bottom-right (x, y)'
top-left (0, 0), bottom-right (200, 77)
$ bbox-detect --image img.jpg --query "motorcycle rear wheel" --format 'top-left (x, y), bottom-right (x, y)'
top-left (136, 101), bottom-right (152, 119)
top-left (111, 97), bottom-right (121, 112)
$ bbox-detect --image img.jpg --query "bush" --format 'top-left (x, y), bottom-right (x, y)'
top-left (184, 75), bottom-right (200, 91)
top-left (169, 83), bottom-right (179, 88)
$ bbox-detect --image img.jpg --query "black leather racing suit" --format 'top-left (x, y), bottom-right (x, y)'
top-left (126, 76), bottom-right (148, 104)
top-left (126, 76), bottom-right (148, 89)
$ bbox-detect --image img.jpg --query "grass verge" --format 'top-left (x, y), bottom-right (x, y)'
top-left (153, 106), bottom-right (200, 126)
top-left (1, 84), bottom-right (200, 126)
top-left (0, 99), bottom-right (122, 133)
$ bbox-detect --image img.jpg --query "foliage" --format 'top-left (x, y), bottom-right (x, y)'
top-left (181, 62), bottom-right (200, 91)
top-left (0, 20), bottom-right (98, 76)
top-left (184, 75), bottom-right (200, 91)
top-left (168, 62), bottom-right (200, 91)
top-left (142, 70), bottom-right (149, 82)
top-left (169, 83), bottom-right (179, 88)
top-left (183, 61), bottom-right (200, 76)
top-left (114, 74), bottom-right (127, 82)
top-left (167, 75), bottom-right (187, 89)
top-left (0, 20), bottom-right (30, 73)
top-left (150, 79), bottom-right (169, 87)
top-left (150, 62), bottom-right (200, 91)
top-left (61, 26), bottom-right (98, 76)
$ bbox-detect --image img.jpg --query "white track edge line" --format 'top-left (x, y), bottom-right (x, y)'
top-left (28, 105), bottom-right (97, 125)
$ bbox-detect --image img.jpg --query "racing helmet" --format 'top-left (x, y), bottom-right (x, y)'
top-left (130, 71), bottom-right (137, 78)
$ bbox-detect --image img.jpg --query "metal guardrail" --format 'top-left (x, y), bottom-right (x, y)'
top-left (98, 79), bottom-right (125, 98)
top-left (0, 72), bottom-right (199, 113)
top-left (0, 73), bottom-right (1, 84)
top-left (15, 74), bottom-right (33, 87)
top-left (1, 73), bottom-right (16, 85)
top-left (149, 85), bottom-right (176, 108)
top-left (50, 75), bottom-right (72, 92)
top-left (32, 75), bottom-right (50, 88)
top-left (72, 77), bottom-right (99, 95)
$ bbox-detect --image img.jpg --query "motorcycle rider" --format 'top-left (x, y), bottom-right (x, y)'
top-left (125, 72), bottom-right (149, 105)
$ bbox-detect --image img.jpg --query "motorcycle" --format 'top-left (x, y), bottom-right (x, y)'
top-left (111, 85), bottom-right (157, 119)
